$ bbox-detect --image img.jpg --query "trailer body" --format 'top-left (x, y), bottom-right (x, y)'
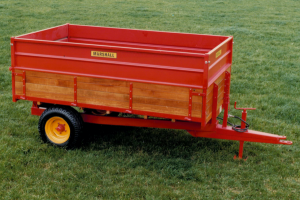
top-left (11, 24), bottom-right (232, 127)
top-left (10, 24), bottom-right (291, 158)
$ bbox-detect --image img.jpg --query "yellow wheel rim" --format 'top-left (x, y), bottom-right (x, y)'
top-left (45, 117), bottom-right (71, 144)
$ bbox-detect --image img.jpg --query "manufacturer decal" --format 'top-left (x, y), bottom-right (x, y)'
top-left (216, 49), bottom-right (222, 58)
top-left (91, 51), bottom-right (117, 58)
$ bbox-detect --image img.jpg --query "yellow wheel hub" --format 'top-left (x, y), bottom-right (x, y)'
top-left (45, 117), bottom-right (71, 144)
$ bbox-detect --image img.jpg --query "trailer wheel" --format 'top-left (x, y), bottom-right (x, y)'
top-left (38, 106), bottom-right (83, 148)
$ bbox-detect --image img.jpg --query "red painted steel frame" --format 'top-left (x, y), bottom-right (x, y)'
top-left (31, 104), bottom-right (293, 159)
top-left (13, 24), bottom-right (293, 159)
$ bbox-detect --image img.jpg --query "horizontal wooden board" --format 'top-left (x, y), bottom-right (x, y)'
top-left (78, 96), bottom-right (129, 109)
top-left (78, 76), bottom-right (129, 87)
top-left (24, 71), bottom-right (74, 81)
top-left (25, 76), bottom-right (73, 88)
top-left (205, 84), bottom-right (214, 99)
top-left (206, 98), bottom-right (223, 115)
top-left (206, 99), bottom-right (224, 123)
top-left (134, 82), bottom-right (189, 94)
top-left (77, 89), bottom-right (129, 102)
top-left (192, 110), bottom-right (202, 118)
top-left (26, 83), bottom-right (74, 95)
top-left (26, 90), bottom-right (74, 102)
top-left (15, 70), bottom-right (24, 96)
top-left (133, 103), bottom-right (188, 117)
top-left (77, 82), bottom-right (129, 94)
top-left (205, 96), bottom-right (223, 114)
top-left (215, 73), bottom-right (225, 85)
top-left (192, 88), bottom-right (203, 93)
top-left (15, 81), bottom-right (23, 95)
top-left (192, 96), bottom-right (203, 105)
top-left (133, 96), bottom-right (201, 110)
top-left (134, 96), bottom-right (185, 109)
top-left (133, 87), bottom-right (189, 102)
top-left (15, 76), bottom-right (23, 82)
top-left (204, 72), bottom-right (226, 123)
top-left (15, 69), bottom-right (23, 74)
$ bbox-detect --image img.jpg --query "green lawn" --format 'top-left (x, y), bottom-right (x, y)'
top-left (0, 0), bottom-right (299, 199)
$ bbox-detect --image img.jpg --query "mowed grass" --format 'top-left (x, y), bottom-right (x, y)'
top-left (0, 0), bottom-right (299, 199)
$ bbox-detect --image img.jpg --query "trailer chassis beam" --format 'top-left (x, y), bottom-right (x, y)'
top-left (82, 114), bottom-right (292, 160)
top-left (31, 105), bottom-right (292, 159)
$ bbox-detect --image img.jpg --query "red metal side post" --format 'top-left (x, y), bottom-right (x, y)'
top-left (10, 37), bottom-right (16, 102)
top-left (211, 83), bottom-right (218, 124)
top-left (128, 83), bottom-right (133, 113)
top-left (222, 71), bottom-right (231, 127)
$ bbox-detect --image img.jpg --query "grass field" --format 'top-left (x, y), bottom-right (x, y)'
top-left (0, 0), bottom-right (299, 199)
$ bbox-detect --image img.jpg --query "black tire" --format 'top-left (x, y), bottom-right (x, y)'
top-left (38, 106), bottom-right (84, 148)
top-left (108, 112), bottom-right (120, 117)
top-left (83, 108), bottom-right (120, 117)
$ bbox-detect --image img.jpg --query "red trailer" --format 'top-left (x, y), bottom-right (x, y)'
top-left (10, 24), bottom-right (292, 159)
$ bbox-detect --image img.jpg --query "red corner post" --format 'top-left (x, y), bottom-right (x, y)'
top-left (222, 71), bottom-right (231, 127)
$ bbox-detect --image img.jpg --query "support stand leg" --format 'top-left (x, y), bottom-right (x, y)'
top-left (234, 141), bottom-right (247, 160)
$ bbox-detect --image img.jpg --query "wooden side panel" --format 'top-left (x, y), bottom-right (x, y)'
top-left (15, 70), bottom-right (23, 95)
top-left (78, 77), bottom-right (203, 118)
top-left (14, 70), bottom-right (206, 121)
top-left (15, 70), bottom-right (75, 101)
top-left (205, 71), bottom-right (226, 123)
top-left (132, 82), bottom-right (194, 117)
top-left (77, 77), bottom-right (129, 109)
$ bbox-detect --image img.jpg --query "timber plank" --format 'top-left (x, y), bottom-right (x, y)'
top-left (206, 84), bottom-right (214, 97)
top-left (15, 81), bottom-right (23, 95)
top-left (15, 69), bottom-right (23, 74)
top-left (206, 98), bottom-right (223, 113)
top-left (26, 71), bottom-right (74, 81)
top-left (192, 96), bottom-right (203, 104)
top-left (15, 76), bottom-right (22, 82)
top-left (133, 103), bottom-right (188, 116)
top-left (133, 96), bottom-right (201, 110)
top-left (78, 96), bottom-right (129, 109)
top-left (26, 83), bottom-right (74, 95)
top-left (205, 98), bottom-right (223, 122)
top-left (192, 88), bottom-right (203, 93)
top-left (133, 87), bottom-right (190, 102)
top-left (133, 82), bottom-right (189, 94)
top-left (26, 77), bottom-right (73, 88)
top-left (192, 110), bottom-right (202, 118)
top-left (78, 76), bottom-right (129, 87)
top-left (26, 91), bottom-right (73, 102)
top-left (77, 89), bottom-right (129, 102)
top-left (77, 82), bottom-right (129, 94)
top-left (215, 73), bottom-right (225, 85)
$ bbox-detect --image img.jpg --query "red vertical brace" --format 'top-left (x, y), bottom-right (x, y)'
top-left (222, 71), bottom-right (231, 127)
top-left (67, 23), bottom-right (70, 42)
top-left (22, 70), bottom-right (26, 100)
top-left (241, 110), bottom-right (247, 129)
top-left (201, 88), bottom-right (207, 127)
top-left (201, 54), bottom-right (209, 127)
top-left (239, 141), bottom-right (244, 159)
top-left (129, 83), bottom-right (133, 112)
top-left (74, 77), bottom-right (77, 106)
top-left (11, 69), bottom-right (15, 101)
top-left (211, 83), bottom-right (218, 124)
top-left (233, 141), bottom-right (245, 160)
top-left (10, 37), bottom-right (16, 102)
top-left (188, 88), bottom-right (192, 119)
